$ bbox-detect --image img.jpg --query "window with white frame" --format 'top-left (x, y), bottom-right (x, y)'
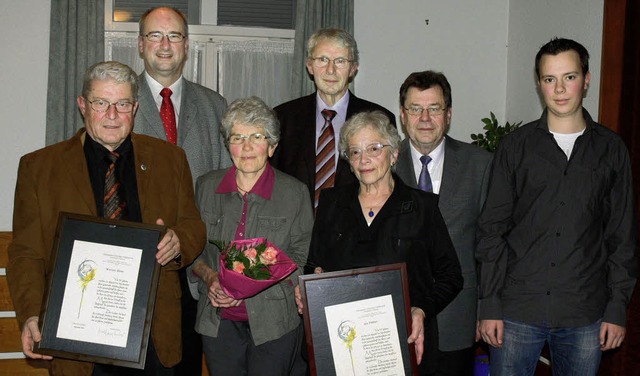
top-left (105, 0), bottom-right (296, 107)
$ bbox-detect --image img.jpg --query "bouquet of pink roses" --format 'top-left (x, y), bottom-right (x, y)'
top-left (211, 237), bottom-right (297, 299)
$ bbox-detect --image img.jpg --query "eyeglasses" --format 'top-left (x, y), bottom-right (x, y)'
top-left (343, 143), bottom-right (390, 161)
top-left (310, 56), bottom-right (353, 69)
top-left (404, 105), bottom-right (447, 117)
top-left (85, 98), bottom-right (135, 113)
top-left (143, 31), bottom-right (186, 43)
top-left (228, 133), bottom-right (271, 145)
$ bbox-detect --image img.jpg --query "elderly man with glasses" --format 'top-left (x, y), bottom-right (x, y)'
top-left (272, 28), bottom-right (396, 210)
top-left (7, 61), bottom-right (205, 375)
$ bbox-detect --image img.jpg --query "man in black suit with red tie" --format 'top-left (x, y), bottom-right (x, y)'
top-left (272, 28), bottom-right (396, 206)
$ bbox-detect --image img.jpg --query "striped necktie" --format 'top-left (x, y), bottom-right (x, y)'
top-left (104, 152), bottom-right (126, 219)
top-left (314, 109), bottom-right (337, 208)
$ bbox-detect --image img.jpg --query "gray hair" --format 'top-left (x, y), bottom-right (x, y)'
top-left (82, 61), bottom-right (139, 99)
top-left (339, 111), bottom-right (401, 159)
top-left (221, 96), bottom-right (280, 147)
top-left (307, 28), bottom-right (359, 65)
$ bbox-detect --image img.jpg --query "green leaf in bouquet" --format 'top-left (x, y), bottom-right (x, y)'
top-left (244, 264), bottom-right (271, 280)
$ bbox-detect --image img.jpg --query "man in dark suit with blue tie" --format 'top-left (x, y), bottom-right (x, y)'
top-left (395, 70), bottom-right (492, 376)
top-left (272, 28), bottom-right (396, 206)
top-left (134, 7), bottom-right (232, 375)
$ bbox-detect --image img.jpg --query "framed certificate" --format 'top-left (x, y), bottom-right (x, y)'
top-left (36, 212), bottom-right (165, 369)
top-left (298, 263), bottom-right (417, 376)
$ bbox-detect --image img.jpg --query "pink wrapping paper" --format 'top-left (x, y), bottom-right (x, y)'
top-left (216, 238), bottom-right (297, 299)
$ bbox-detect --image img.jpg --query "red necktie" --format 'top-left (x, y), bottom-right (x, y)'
top-left (315, 109), bottom-right (337, 208)
top-left (160, 88), bottom-right (177, 144)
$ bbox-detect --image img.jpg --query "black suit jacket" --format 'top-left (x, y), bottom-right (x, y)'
top-left (272, 91), bottom-right (397, 202)
top-left (307, 176), bottom-right (463, 374)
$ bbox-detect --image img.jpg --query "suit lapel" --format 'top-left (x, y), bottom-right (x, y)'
top-left (132, 134), bottom-right (153, 215)
top-left (345, 90), bottom-right (368, 119)
top-left (136, 74), bottom-right (167, 140)
top-left (396, 140), bottom-right (418, 189)
top-left (345, 91), bottom-right (358, 119)
top-left (302, 94), bottom-right (318, 185)
top-left (178, 78), bottom-right (197, 147)
top-left (336, 92), bottom-right (360, 185)
top-left (439, 137), bottom-right (459, 206)
top-left (62, 131), bottom-right (98, 215)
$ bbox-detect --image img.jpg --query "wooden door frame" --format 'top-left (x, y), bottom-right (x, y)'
top-left (598, 0), bottom-right (626, 131)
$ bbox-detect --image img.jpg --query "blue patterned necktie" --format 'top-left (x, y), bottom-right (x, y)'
top-left (418, 155), bottom-right (433, 192)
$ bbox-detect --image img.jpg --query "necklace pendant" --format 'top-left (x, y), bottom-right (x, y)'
top-left (368, 208), bottom-right (374, 217)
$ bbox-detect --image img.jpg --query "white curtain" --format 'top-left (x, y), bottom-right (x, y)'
top-left (105, 33), bottom-right (293, 108)
top-left (105, 32), bottom-right (203, 83)
top-left (217, 40), bottom-right (294, 107)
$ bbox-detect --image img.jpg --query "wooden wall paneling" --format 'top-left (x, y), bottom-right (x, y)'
top-left (0, 232), bottom-right (48, 375)
top-left (598, 0), bottom-right (627, 131)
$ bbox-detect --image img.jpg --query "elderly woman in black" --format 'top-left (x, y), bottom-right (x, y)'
top-left (304, 110), bottom-right (462, 375)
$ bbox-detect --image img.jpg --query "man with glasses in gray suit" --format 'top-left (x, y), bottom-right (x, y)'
top-left (395, 70), bottom-right (492, 376)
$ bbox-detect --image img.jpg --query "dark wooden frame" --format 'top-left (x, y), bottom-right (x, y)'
top-left (36, 213), bottom-right (164, 369)
top-left (298, 263), bottom-right (417, 376)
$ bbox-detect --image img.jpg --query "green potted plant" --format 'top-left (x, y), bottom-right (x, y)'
top-left (470, 112), bottom-right (522, 152)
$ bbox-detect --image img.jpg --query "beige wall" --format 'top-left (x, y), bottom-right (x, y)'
top-left (0, 1), bottom-right (51, 230)
top-left (506, 0), bottom-right (604, 123)
top-left (355, 0), bottom-right (603, 141)
top-left (355, 0), bottom-right (509, 141)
